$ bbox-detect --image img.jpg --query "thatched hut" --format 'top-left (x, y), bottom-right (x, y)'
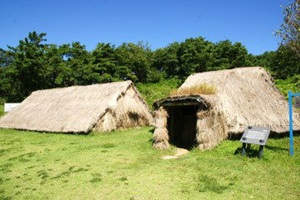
top-left (153, 67), bottom-right (300, 150)
top-left (0, 81), bottom-right (153, 133)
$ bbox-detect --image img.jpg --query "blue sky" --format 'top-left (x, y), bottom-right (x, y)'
top-left (1, 0), bottom-right (283, 55)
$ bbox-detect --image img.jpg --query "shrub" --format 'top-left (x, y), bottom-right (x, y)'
top-left (136, 78), bottom-right (182, 108)
top-left (170, 83), bottom-right (217, 96)
top-left (275, 74), bottom-right (300, 98)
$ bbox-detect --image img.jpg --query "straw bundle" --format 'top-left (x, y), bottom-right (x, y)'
top-left (153, 107), bottom-right (170, 149)
top-left (196, 109), bottom-right (227, 150)
top-left (153, 128), bottom-right (170, 149)
top-left (154, 107), bottom-right (168, 128)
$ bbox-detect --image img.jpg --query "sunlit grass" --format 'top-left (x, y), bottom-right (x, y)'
top-left (0, 127), bottom-right (299, 199)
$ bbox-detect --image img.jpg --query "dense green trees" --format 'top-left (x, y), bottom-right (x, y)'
top-left (0, 32), bottom-right (254, 101)
top-left (269, 45), bottom-right (300, 79)
top-left (0, 30), bottom-right (297, 102)
top-left (152, 42), bottom-right (180, 78)
top-left (152, 37), bottom-right (251, 80)
top-left (0, 32), bottom-right (49, 101)
top-left (115, 42), bottom-right (152, 82)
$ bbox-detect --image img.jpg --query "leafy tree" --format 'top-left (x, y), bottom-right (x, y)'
top-left (152, 42), bottom-right (180, 78)
top-left (0, 66), bottom-right (17, 101)
top-left (0, 31), bottom-right (49, 101)
top-left (55, 42), bottom-right (100, 86)
top-left (42, 44), bottom-right (65, 88)
top-left (115, 42), bottom-right (152, 82)
top-left (178, 37), bottom-right (214, 76)
top-left (269, 45), bottom-right (300, 79)
top-left (212, 40), bottom-right (248, 70)
top-left (276, 0), bottom-right (300, 58)
top-left (0, 48), bottom-right (13, 67)
top-left (91, 43), bottom-right (117, 82)
top-left (245, 54), bottom-right (258, 66)
top-left (153, 37), bottom-right (215, 80)
top-left (253, 51), bottom-right (276, 70)
top-left (152, 37), bottom-right (250, 80)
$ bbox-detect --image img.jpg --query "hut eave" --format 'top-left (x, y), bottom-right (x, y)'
top-left (153, 95), bottom-right (211, 109)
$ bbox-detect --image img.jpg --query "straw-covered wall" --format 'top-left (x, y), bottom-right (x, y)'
top-left (196, 108), bottom-right (227, 150)
top-left (153, 107), bottom-right (169, 149)
top-left (93, 85), bottom-right (153, 132)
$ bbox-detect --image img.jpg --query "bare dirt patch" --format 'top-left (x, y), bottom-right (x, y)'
top-left (162, 148), bottom-right (189, 160)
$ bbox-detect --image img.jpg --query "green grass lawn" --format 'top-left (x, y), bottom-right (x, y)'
top-left (0, 127), bottom-right (299, 199)
top-left (0, 105), bottom-right (4, 117)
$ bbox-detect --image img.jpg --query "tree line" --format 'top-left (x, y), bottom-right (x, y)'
top-left (0, 30), bottom-right (299, 102)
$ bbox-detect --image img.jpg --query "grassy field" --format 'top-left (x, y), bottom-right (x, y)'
top-left (0, 127), bottom-right (299, 200)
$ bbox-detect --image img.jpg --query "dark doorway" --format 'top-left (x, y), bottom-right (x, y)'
top-left (166, 105), bottom-right (198, 149)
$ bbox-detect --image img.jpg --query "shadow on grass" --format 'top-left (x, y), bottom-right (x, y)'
top-left (148, 127), bottom-right (155, 144)
top-left (265, 145), bottom-right (288, 152)
top-left (234, 144), bottom-right (289, 158)
top-left (234, 147), bottom-right (262, 158)
top-left (197, 175), bottom-right (229, 194)
top-left (148, 127), bottom-right (155, 134)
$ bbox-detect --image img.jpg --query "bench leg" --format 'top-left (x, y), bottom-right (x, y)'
top-left (258, 145), bottom-right (264, 158)
top-left (242, 143), bottom-right (246, 156)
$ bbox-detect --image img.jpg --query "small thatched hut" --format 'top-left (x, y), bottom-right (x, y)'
top-left (153, 67), bottom-right (300, 150)
top-left (0, 81), bottom-right (153, 133)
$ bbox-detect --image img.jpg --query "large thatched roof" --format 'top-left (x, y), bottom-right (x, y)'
top-left (0, 81), bottom-right (153, 133)
top-left (180, 67), bottom-right (300, 134)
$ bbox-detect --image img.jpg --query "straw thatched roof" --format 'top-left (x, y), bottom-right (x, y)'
top-left (180, 66), bottom-right (300, 134)
top-left (0, 81), bottom-right (153, 133)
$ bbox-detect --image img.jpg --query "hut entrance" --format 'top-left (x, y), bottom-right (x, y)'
top-left (153, 95), bottom-right (210, 150)
top-left (166, 105), bottom-right (198, 149)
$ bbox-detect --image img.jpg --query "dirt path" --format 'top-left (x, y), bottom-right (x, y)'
top-left (162, 148), bottom-right (189, 160)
